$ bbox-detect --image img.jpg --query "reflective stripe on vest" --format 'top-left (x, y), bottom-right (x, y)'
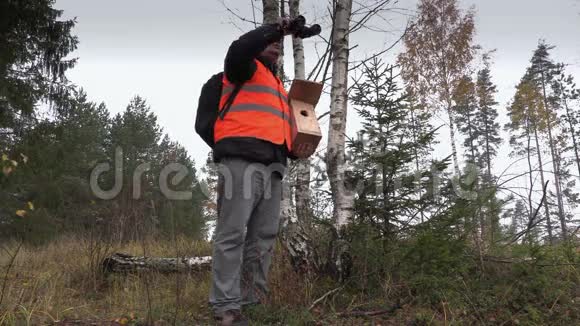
top-left (214, 60), bottom-right (293, 150)
top-left (222, 84), bottom-right (289, 103)
top-left (226, 103), bottom-right (292, 124)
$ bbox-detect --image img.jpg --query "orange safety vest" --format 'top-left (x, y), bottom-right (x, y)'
top-left (214, 60), bottom-right (293, 151)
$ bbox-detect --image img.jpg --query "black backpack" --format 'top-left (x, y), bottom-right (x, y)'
top-left (195, 72), bottom-right (242, 148)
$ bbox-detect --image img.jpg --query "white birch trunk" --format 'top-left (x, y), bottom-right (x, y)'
top-left (262, 0), bottom-right (291, 227)
top-left (325, 0), bottom-right (353, 279)
top-left (102, 253), bottom-right (211, 273)
top-left (326, 0), bottom-right (354, 229)
top-left (262, 0), bottom-right (289, 220)
top-left (262, 0), bottom-right (279, 24)
top-left (261, 0), bottom-right (314, 271)
top-left (290, 0), bottom-right (311, 223)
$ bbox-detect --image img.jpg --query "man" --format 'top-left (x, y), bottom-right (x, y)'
top-left (209, 18), bottom-right (294, 326)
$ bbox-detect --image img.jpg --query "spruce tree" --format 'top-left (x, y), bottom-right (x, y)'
top-left (475, 58), bottom-right (501, 182)
top-left (348, 58), bottom-right (440, 238)
top-left (453, 75), bottom-right (480, 164)
top-left (0, 0), bottom-right (78, 134)
top-left (453, 57), bottom-right (502, 247)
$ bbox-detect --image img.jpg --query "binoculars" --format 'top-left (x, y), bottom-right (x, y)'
top-left (287, 15), bottom-right (321, 39)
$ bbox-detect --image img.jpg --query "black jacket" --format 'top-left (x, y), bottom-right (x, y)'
top-left (213, 24), bottom-right (293, 166)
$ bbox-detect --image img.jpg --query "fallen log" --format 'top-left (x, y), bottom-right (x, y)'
top-left (102, 253), bottom-right (212, 274)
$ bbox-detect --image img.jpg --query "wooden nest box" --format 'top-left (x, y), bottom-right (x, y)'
top-left (288, 79), bottom-right (323, 158)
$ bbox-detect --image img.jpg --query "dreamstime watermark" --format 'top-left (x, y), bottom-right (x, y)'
top-left (89, 147), bottom-right (480, 202)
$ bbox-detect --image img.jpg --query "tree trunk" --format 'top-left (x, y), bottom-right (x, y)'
top-left (539, 70), bottom-right (567, 240)
top-left (409, 107), bottom-right (425, 223)
top-left (532, 124), bottom-right (554, 244)
top-left (290, 0), bottom-right (305, 79)
top-left (562, 97), bottom-right (580, 182)
top-left (262, 0), bottom-right (279, 24)
top-left (325, 0), bottom-right (353, 280)
top-left (483, 108), bottom-right (493, 181)
top-left (526, 117), bottom-right (536, 245)
top-left (465, 110), bottom-right (486, 251)
top-left (262, 0), bottom-right (314, 272)
top-left (262, 0), bottom-right (289, 223)
top-left (262, 0), bottom-right (284, 74)
top-left (279, 194), bottom-right (317, 272)
top-left (546, 122), bottom-right (567, 240)
top-left (290, 0), bottom-right (311, 223)
top-left (447, 104), bottom-right (461, 176)
top-left (278, 0), bottom-right (286, 78)
top-left (102, 253), bottom-right (211, 274)
top-left (482, 109), bottom-right (496, 245)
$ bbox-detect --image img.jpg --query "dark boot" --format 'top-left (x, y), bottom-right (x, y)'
top-left (214, 309), bottom-right (248, 326)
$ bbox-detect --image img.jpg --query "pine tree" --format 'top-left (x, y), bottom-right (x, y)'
top-left (554, 67), bottom-right (580, 173)
top-left (507, 78), bottom-right (554, 244)
top-left (109, 96), bottom-right (162, 240)
top-left (552, 65), bottom-right (580, 233)
top-left (526, 41), bottom-right (568, 240)
top-left (155, 136), bottom-right (207, 240)
top-left (3, 90), bottom-right (110, 239)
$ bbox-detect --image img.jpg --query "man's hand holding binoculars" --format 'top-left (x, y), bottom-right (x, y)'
top-left (277, 16), bottom-right (321, 39)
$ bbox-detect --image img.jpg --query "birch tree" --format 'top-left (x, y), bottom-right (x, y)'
top-left (398, 0), bottom-right (478, 176)
top-left (290, 0), bottom-right (312, 223)
top-left (324, 0), bottom-right (354, 279)
top-left (261, 0), bottom-right (279, 25)
top-left (258, 0), bottom-right (318, 271)
top-left (326, 0), bottom-right (354, 228)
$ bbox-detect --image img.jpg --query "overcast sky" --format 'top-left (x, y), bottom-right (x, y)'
top-left (54, 0), bottom-right (580, 181)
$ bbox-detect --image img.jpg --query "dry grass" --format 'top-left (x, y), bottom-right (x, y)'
top-left (0, 235), bottom-right (333, 325)
top-left (3, 235), bottom-right (540, 325)
top-left (0, 235), bottom-right (217, 325)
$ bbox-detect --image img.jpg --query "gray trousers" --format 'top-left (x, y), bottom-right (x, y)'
top-left (209, 158), bottom-right (284, 314)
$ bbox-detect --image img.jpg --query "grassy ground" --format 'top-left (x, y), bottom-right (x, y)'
top-left (0, 236), bottom-right (579, 325)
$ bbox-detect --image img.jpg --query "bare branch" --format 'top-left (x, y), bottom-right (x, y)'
top-left (220, 0), bottom-right (261, 26)
top-left (505, 181), bottom-right (550, 245)
top-left (250, 0), bottom-right (258, 28)
top-left (348, 0), bottom-right (393, 35)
